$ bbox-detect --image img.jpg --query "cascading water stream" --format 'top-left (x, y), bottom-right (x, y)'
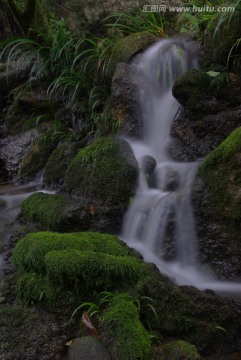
top-left (121, 38), bottom-right (241, 297)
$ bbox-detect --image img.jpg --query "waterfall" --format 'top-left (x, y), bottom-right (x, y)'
top-left (121, 38), bottom-right (241, 297)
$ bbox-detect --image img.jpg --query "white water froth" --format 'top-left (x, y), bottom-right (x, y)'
top-left (121, 38), bottom-right (241, 297)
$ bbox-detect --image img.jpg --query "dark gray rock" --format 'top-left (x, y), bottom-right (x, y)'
top-left (171, 106), bottom-right (241, 159)
top-left (0, 129), bottom-right (38, 180)
top-left (163, 168), bottom-right (179, 192)
top-left (110, 63), bottom-right (143, 137)
top-left (192, 176), bottom-right (241, 279)
top-left (68, 336), bottom-right (111, 360)
top-left (141, 155), bottom-right (156, 176)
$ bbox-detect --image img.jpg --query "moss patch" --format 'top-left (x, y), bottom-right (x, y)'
top-left (21, 192), bottom-right (92, 232)
top-left (102, 293), bottom-right (151, 360)
top-left (163, 340), bottom-right (200, 360)
top-left (107, 31), bottom-right (157, 78)
top-left (65, 137), bottom-right (138, 205)
top-left (13, 231), bottom-right (130, 273)
top-left (13, 231), bottom-right (147, 301)
top-left (199, 127), bottom-right (241, 230)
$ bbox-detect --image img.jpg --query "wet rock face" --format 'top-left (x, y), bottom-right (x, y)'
top-left (141, 155), bottom-right (156, 177)
top-left (171, 106), bottom-right (241, 159)
top-left (110, 63), bottom-right (143, 137)
top-left (0, 129), bottom-right (39, 180)
top-left (192, 177), bottom-right (241, 279)
top-left (171, 70), bottom-right (241, 160)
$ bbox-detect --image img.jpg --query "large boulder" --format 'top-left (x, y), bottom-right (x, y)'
top-left (65, 137), bottom-right (138, 206)
top-left (193, 127), bottom-right (241, 278)
top-left (68, 336), bottom-right (111, 360)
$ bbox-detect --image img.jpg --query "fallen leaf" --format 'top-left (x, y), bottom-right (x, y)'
top-left (65, 339), bottom-right (74, 347)
top-left (88, 203), bottom-right (95, 217)
top-left (82, 311), bottom-right (100, 338)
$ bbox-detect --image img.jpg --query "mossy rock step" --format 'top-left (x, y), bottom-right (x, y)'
top-left (200, 126), bottom-right (241, 227)
top-left (107, 31), bottom-right (158, 78)
top-left (13, 231), bottom-right (148, 297)
top-left (65, 137), bottom-right (138, 206)
top-left (14, 231), bottom-right (131, 273)
top-left (21, 192), bottom-right (93, 232)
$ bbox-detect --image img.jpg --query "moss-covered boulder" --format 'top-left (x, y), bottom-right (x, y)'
top-left (102, 293), bottom-right (151, 360)
top-left (65, 137), bottom-right (138, 206)
top-left (107, 31), bottom-right (157, 78)
top-left (13, 231), bottom-right (147, 300)
top-left (21, 192), bottom-right (92, 232)
top-left (14, 231), bottom-right (130, 273)
top-left (44, 141), bottom-right (81, 188)
top-left (192, 127), bottom-right (241, 277)
top-left (163, 340), bottom-right (200, 360)
top-left (172, 69), bottom-right (211, 112)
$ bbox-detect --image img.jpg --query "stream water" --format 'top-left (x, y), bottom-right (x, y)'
top-left (0, 177), bottom-right (50, 277)
top-left (121, 38), bottom-right (241, 297)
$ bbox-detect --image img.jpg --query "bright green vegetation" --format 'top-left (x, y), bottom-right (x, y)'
top-left (102, 293), bottom-right (151, 360)
top-left (13, 231), bottom-right (147, 301)
top-left (163, 340), bottom-right (201, 360)
top-left (65, 137), bottom-right (138, 205)
top-left (45, 249), bottom-right (146, 290)
top-left (178, 0), bottom-right (241, 67)
top-left (200, 127), bottom-right (241, 227)
top-left (21, 192), bottom-right (91, 232)
top-left (13, 230), bottom-right (129, 272)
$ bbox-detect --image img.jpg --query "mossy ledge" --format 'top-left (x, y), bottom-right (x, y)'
top-left (65, 137), bottom-right (138, 206)
top-left (199, 126), bottom-right (241, 230)
top-left (13, 231), bottom-right (147, 297)
top-left (21, 192), bottom-right (92, 232)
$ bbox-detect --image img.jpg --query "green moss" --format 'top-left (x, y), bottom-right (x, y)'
top-left (102, 293), bottom-right (151, 360)
top-left (172, 69), bottom-right (211, 111)
top-left (200, 127), bottom-right (241, 226)
top-left (163, 340), bottom-right (201, 360)
top-left (45, 249), bottom-right (146, 290)
top-left (21, 192), bottom-right (91, 231)
top-left (65, 137), bottom-right (138, 205)
top-left (44, 141), bottom-right (80, 186)
top-left (16, 272), bottom-right (55, 305)
top-left (13, 231), bottom-right (130, 273)
top-left (107, 31), bottom-right (157, 78)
